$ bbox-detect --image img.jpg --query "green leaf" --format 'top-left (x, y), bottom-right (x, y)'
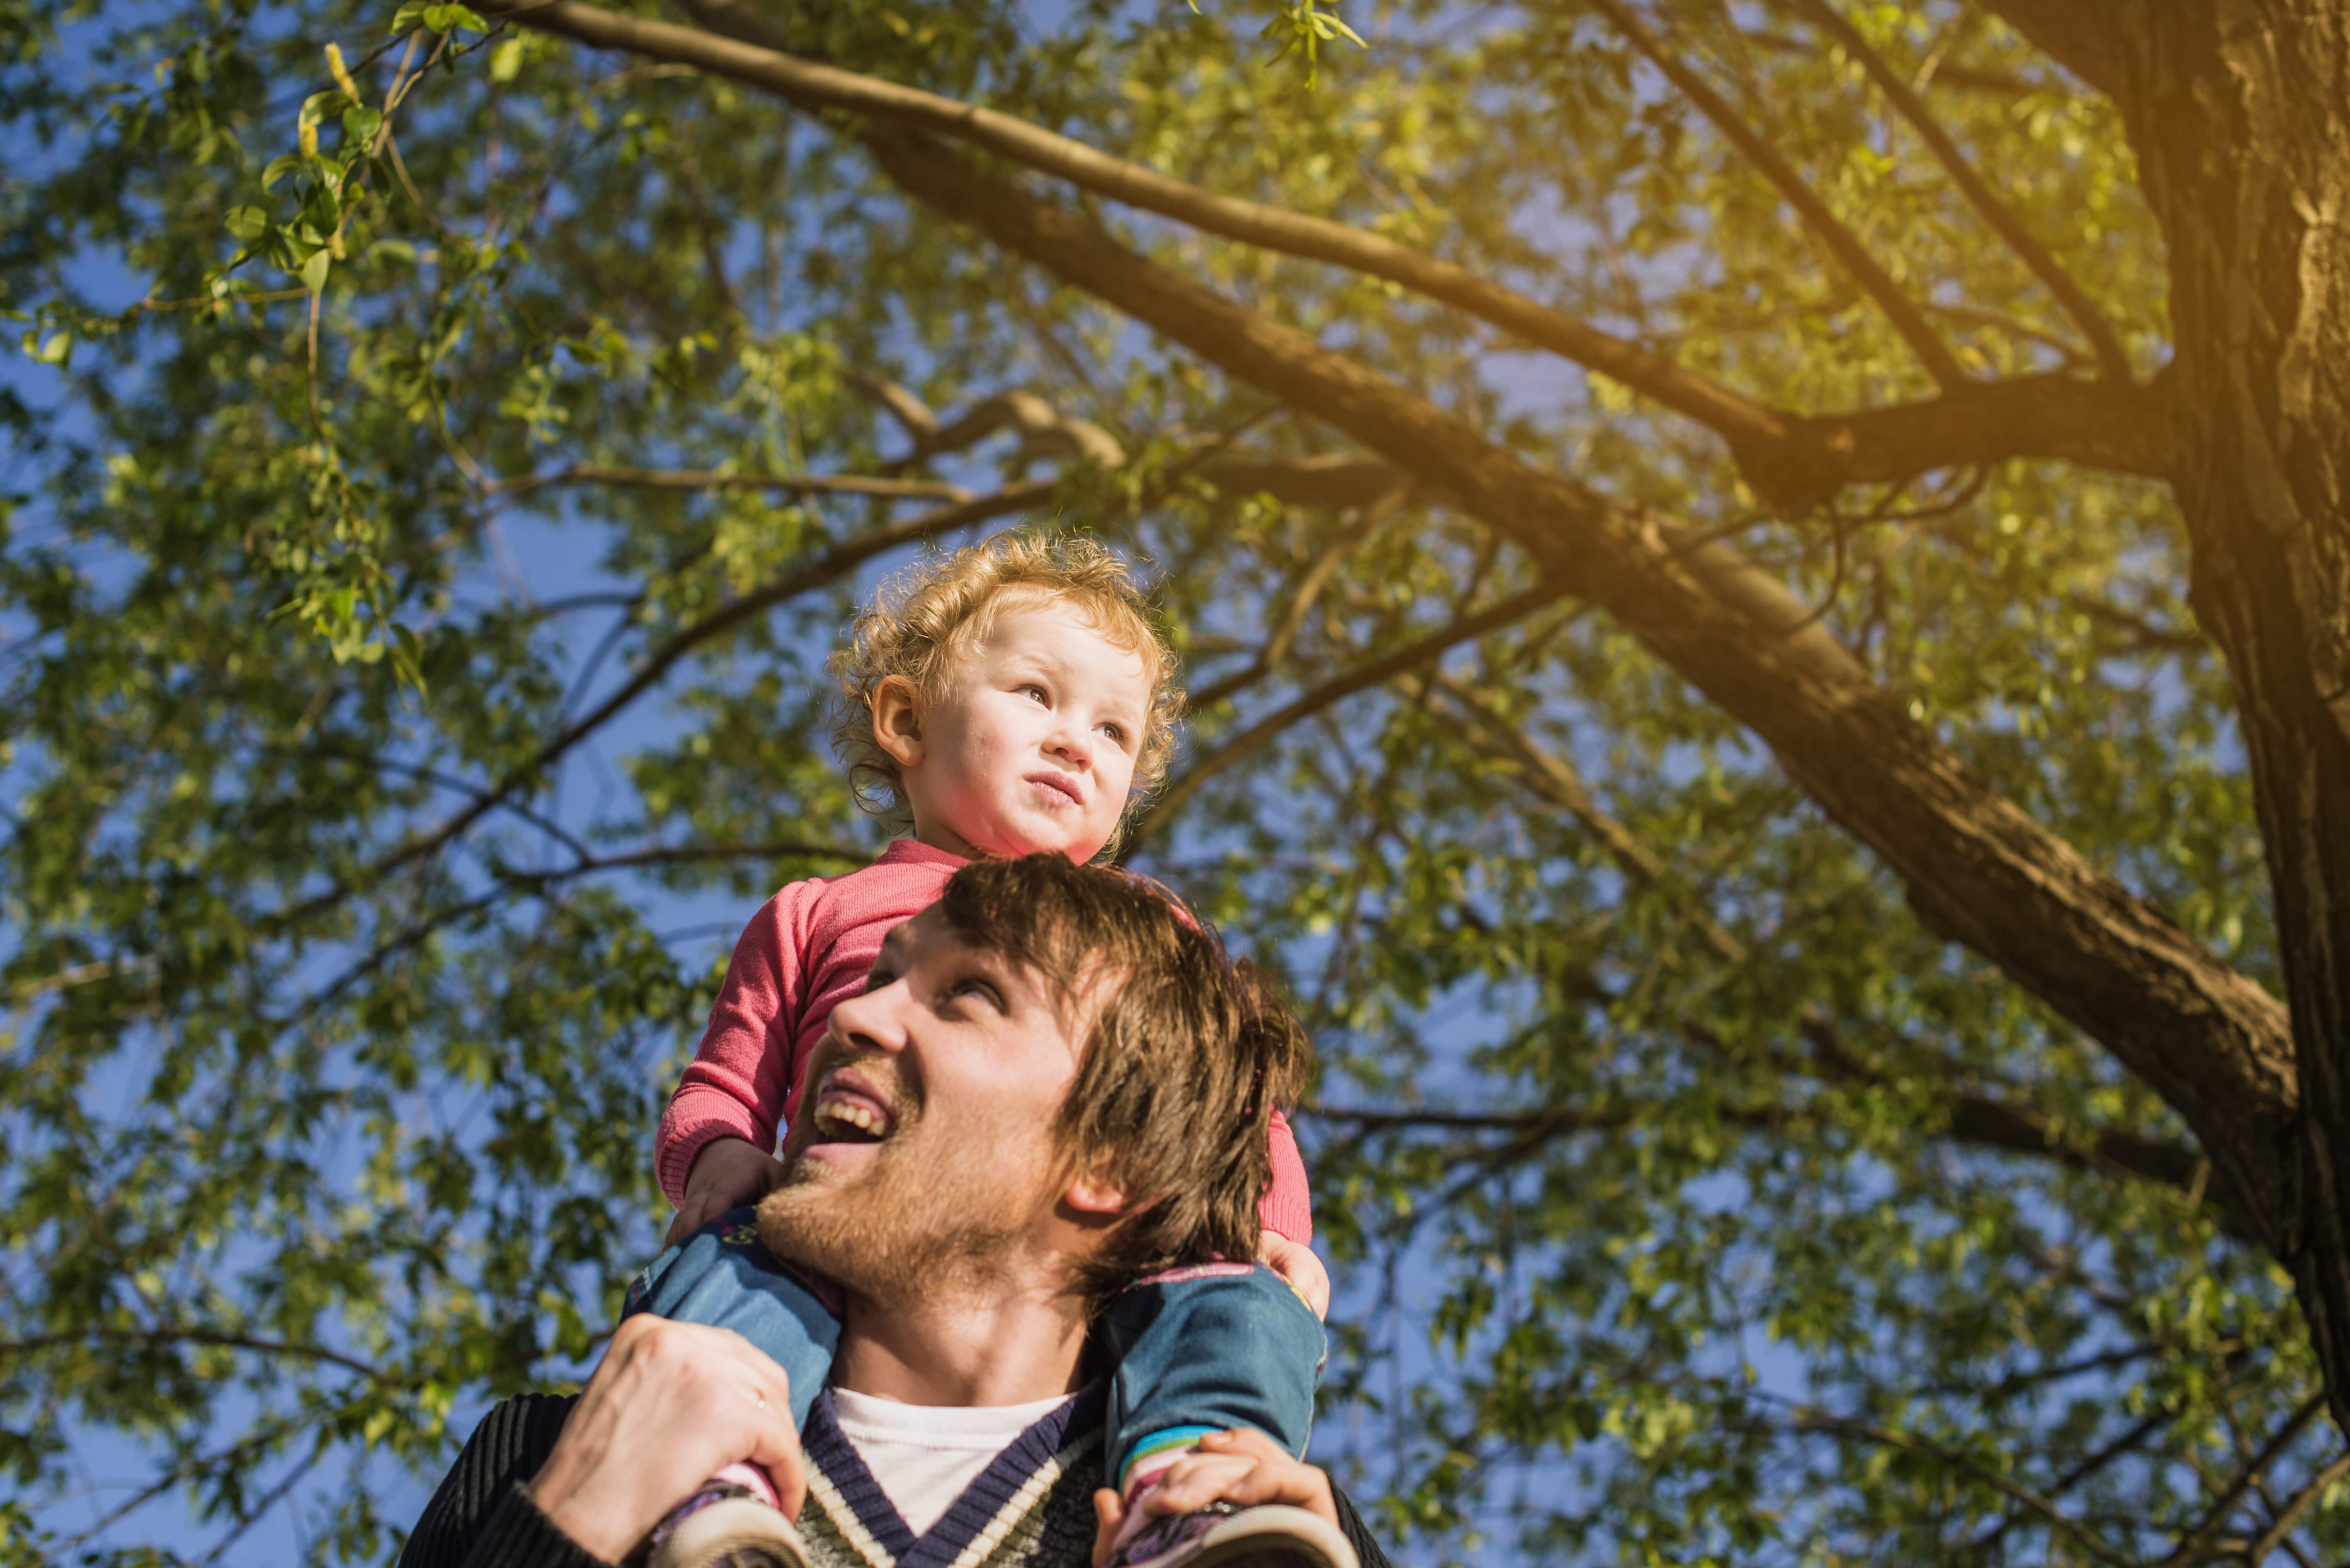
top-left (300, 248), bottom-right (332, 292)
top-left (420, 2), bottom-right (488, 32)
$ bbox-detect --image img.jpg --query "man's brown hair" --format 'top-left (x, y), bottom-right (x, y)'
top-left (937, 853), bottom-right (1309, 1307)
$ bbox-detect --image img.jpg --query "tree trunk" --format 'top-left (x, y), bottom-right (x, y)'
top-left (2114, 0), bottom-right (2350, 1425)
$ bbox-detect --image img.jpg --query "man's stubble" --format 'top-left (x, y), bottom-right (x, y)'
top-left (755, 1073), bottom-right (1053, 1310)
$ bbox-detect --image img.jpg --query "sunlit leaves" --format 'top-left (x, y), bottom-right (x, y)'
top-left (1, 0), bottom-right (2333, 1563)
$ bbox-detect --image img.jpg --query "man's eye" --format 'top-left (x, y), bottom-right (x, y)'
top-left (950, 977), bottom-right (1004, 1008)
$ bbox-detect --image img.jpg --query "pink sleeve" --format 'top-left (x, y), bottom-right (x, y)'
top-left (655, 888), bottom-right (810, 1207)
top-left (1258, 1109), bottom-right (1312, 1245)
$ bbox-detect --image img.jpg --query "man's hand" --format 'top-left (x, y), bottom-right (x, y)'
top-left (1089, 1431), bottom-right (1340, 1566)
top-left (528, 1316), bottom-right (805, 1563)
top-left (666, 1136), bottom-right (786, 1248)
top-left (1260, 1233), bottom-right (1331, 1320)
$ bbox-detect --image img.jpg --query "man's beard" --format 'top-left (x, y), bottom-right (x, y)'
top-left (755, 1077), bottom-right (1042, 1309)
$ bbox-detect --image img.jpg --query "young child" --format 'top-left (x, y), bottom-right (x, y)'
top-left (630, 534), bottom-right (1331, 1568)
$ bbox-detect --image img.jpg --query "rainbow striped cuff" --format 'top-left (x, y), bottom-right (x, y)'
top-left (1119, 1427), bottom-right (1224, 1492)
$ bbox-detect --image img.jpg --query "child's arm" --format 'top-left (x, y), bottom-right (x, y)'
top-left (664, 1136), bottom-right (787, 1247)
top-left (657, 890), bottom-right (810, 1213)
top-left (1257, 1110), bottom-right (1329, 1317)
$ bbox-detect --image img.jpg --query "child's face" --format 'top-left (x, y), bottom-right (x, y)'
top-left (885, 597), bottom-right (1153, 862)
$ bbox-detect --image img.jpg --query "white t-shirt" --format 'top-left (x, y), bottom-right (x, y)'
top-left (829, 1386), bottom-right (1073, 1535)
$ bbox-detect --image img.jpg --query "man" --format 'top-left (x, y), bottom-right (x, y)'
top-left (398, 855), bottom-right (1394, 1568)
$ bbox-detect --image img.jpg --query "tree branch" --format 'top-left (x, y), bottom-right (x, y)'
top-left (1780, 1407), bottom-right (2136, 1567)
top-left (1187, 486), bottom-right (1404, 713)
top-left (2241, 1450), bottom-right (2350, 1568)
top-left (525, 4), bottom-right (2299, 1256)
top-left (486, 462), bottom-right (972, 502)
top-left (278, 483), bottom-right (1048, 927)
top-left (1789, 0), bottom-right (2131, 380)
top-left (1125, 581), bottom-right (1573, 853)
top-left (1978, 0), bottom-right (2128, 98)
top-left (2157, 1393), bottom-right (2328, 1568)
top-left (508, 0), bottom-right (2169, 512)
top-left (0, 1327), bottom-right (394, 1383)
top-left (1584, 0), bottom-right (1966, 390)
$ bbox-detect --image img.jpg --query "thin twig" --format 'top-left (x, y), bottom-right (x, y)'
top-left (486, 462), bottom-right (972, 502)
top-left (1585, 0), bottom-right (1964, 389)
top-left (1123, 580), bottom-right (1573, 854)
top-left (1790, 0), bottom-right (2131, 380)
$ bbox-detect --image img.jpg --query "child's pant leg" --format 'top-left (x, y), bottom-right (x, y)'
top-left (1098, 1261), bottom-right (1327, 1489)
top-left (623, 1206), bottom-right (841, 1433)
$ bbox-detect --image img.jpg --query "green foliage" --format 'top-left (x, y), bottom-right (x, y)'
top-left (0, 0), bottom-right (2333, 1563)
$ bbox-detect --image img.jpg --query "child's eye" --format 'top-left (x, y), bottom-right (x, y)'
top-left (1019, 683), bottom-right (1048, 704)
top-left (1099, 721), bottom-right (1126, 744)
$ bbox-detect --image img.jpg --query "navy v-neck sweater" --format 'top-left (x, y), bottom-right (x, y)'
top-left (395, 1388), bottom-right (1396, 1568)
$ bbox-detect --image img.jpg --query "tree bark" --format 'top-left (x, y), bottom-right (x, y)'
top-left (2112, 0), bottom-right (2350, 1429)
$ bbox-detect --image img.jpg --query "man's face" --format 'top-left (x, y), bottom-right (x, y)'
top-left (757, 904), bottom-right (1092, 1305)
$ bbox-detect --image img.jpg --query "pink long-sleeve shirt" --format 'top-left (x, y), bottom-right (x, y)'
top-left (657, 839), bottom-right (1313, 1244)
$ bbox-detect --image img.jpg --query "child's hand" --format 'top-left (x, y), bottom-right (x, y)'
top-left (1089, 1431), bottom-right (1340, 1566)
top-left (1260, 1232), bottom-right (1331, 1320)
top-left (665, 1136), bottom-right (785, 1247)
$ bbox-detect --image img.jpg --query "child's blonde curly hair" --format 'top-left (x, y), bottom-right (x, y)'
top-left (830, 533), bottom-right (1183, 848)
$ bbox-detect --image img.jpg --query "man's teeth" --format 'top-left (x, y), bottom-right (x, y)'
top-left (816, 1098), bottom-right (889, 1138)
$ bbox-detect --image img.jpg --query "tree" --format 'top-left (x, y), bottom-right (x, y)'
top-left (3, 0), bottom-right (2345, 1561)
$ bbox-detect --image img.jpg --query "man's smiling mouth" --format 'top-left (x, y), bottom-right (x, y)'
top-left (809, 1071), bottom-right (897, 1145)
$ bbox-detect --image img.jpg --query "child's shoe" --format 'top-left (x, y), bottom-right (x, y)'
top-left (644, 1464), bottom-right (809, 1568)
top-left (1103, 1500), bottom-right (1359, 1568)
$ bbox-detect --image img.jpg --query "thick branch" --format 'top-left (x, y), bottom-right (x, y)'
top-left (888, 388), bottom-right (1124, 470)
top-left (1415, 681), bottom-right (2245, 1224)
top-left (1584, 0), bottom-right (1966, 390)
top-left (1978, 0), bottom-right (2128, 98)
top-left (836, 130), bottom-right (2296, 1240)
top-left (511, 0), bottom-right (2169, 510)
top-left (1791, 0), bottom-right (2131, 380)
top-left (527, 2), bottom-right (2296, 1250)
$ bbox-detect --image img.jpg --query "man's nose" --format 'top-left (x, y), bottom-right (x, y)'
top-left (826, 983), bottom-right (908, 1055)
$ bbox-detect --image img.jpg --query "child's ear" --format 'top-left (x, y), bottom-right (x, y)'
top-left (872, 677), bottom-right (924, 768)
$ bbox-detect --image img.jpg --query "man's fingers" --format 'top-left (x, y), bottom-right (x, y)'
top-left (750, 1419), bottom-right (807, 1518)
top-left (1090, 1488), bottom-right (1125, 1568)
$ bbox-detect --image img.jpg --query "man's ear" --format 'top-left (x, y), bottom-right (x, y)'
top-left (872, 677), bottom-right (924, 769)
top-left (1063, 1167), bottom-right (1131, 1217)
